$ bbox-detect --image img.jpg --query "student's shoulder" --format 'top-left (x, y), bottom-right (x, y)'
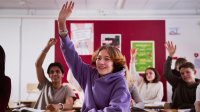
top-left (198, 82), bottom-right (200, 86)
top-left (0, 75), bottom-right (10, 79)
top-left (195, 78), bottom-right (200, 82)
top-left (158, 81), bottom-right (163, 85)
top-left (63, 84), bottom-right (74, 91)
top-left (129, 84), bottom-right (137, 91)
top-left (0, 75), bottom-right (11, 83)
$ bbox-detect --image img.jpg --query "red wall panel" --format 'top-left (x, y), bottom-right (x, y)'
top-left (55, 20), bottom-right (166, 101)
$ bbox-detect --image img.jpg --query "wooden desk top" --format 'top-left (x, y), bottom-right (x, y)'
top-left (144, 102), bottom-right (165, 109)
top-left (160, 109), bottom-right (177, 112)
top-left (9, 104), bottom-right (26, 110)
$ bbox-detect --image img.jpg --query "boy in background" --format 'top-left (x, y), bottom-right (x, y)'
top-left (163, 41), bottom-right (200, 109)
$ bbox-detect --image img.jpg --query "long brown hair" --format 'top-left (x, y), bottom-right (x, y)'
top-left (144, 67), bottom-right (160, 83)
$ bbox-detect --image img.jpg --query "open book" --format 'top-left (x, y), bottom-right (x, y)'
top-left (177, 109), bottom-right (191, 112)
top-left (12, 107), bottom-right (44, 112)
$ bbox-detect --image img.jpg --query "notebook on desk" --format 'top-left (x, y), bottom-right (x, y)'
top-left (12, 107), bottom-right (44, 112)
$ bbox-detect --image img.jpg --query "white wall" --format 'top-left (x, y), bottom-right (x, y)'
top-left (0, 17), bottom-right (55, 103)
top-left (20, 18), bottom-right (55, 101)
top-left (0, 18), bottom-right (21, 102)
top-left (0, 10), bottom-right (200, 103)
top-left (165, 18), bottom-right (200, 102)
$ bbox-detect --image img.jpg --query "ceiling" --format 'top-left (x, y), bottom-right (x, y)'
top-left (0, 0), bottom-right (200, 16)
top-left (0, 0), bottom-right (199, 10)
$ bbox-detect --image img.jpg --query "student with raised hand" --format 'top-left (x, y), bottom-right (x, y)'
top-left (162, 40), bottom-right (187, 100)
top-left (165, 46), bottom-right (187, 100)
top-left (170, 57), bottom-right (187, 100)
top-left (124, 59), bottom-right (144, 109)
top-left (195, 84), bottom-right (200, 112)
top-left (163, 41), bottom-right (200, 109)
top-left (130, 48), bottom-right (163, 104)
top-left (34, 38), bottom-right (76, 111)
top-left (194, 84), bottom-right (200, 112)
top-left (58, 1), bottom-right (131, 112)
top-left (0, 45), bottom-right (11, 112)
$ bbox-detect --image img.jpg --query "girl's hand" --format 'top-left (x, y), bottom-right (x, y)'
top-left (130, 99), bottom-right (136, 107)
top-left (130, 48), bottom-right (137, 62)
top-left (58, 1), bottom-right (74, 22)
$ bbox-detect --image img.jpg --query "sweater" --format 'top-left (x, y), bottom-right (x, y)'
top-left (163, 56), bottom-right (200, 109)
top-left (130, 61), bottom-right (163, 103)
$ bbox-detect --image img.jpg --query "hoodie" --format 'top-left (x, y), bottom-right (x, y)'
top-left (60, 35), bottom-right (131, 112)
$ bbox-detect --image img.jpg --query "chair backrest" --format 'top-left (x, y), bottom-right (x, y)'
top-left (26, 83), bottom-right (39, 93)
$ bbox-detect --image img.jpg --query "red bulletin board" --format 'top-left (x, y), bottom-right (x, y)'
top-left (55, 20), bottom-right (166, 101)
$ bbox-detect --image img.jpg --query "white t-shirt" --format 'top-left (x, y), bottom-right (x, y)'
top-left (196, 84), bottom-right (200, 101)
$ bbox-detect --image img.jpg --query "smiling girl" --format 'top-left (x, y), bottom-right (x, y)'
top-left (129, 48), bottom-right (163, 104)
top-left (58, 1), bottom-right (131, 111)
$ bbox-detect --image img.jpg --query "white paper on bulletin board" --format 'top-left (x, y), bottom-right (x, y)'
top-left (70, 23), bottom-right (94, 55)
top-left (101, 34), bottom-right (121, 51)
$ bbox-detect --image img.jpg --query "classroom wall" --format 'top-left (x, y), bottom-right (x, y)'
top-left (0, 17), bottom-right (55, 103)
top-left (0, 13), bottom-right (200, 103)
top-left (165, 18), bottom-right (200, 102)
top-left (55, 20), bottom-right (167, 100)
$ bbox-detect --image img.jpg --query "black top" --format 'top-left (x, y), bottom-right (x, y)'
top-left (0, 75), bottom-right (11, 112)
top-left (171, 69), bottom-right (181, 99)
top-left (163, 56), bottom-right (200, 109)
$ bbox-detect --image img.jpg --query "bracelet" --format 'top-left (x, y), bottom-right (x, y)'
top-left (42, 50), bottom-right (47, 54)
top-left (58, 103), bottom-right (64, 110)
top-left (59, 29), bottom-right (68, 35)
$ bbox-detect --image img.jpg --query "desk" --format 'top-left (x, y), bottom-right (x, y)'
top-left (160, 109), bottom-right (177, 112)
top-left (20, 100), bottom-right (36, 108)
top-left (9, 103), bottom-right (26, 110)
top-left (44, 106), bottom-right (81, 112)
top-left (44, 110), bottom-right (76, 112)
top-left (144, 102), bottom-right (165, 109)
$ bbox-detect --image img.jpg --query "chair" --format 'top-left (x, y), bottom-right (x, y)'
top-left (24, 83), bottom-right (39, 107)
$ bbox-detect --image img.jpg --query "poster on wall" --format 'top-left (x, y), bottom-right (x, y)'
top-left (101, 34), bottom-right (121, 51)
top-left (70, 23), bottom-right (94, 55)
top-left (131, 41), bottom-right (155, 73)
top-left (168, 27), bottom-right (180, 35)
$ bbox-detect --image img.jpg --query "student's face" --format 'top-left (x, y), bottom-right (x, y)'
top-left (145, 69), bottom-right (155, 82)
top-left (180, 67), bottom-right (196, 84)
top-left (96, 49), bottom-right (114, 76)
top-left (48, 66), bottom-right (63, 83)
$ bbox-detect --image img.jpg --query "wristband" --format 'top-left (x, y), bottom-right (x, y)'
top-left (58, 103), bottom-right (64, 110)
top-left (42, 50), bottom-right (47, 54)
top-left (59, 29), bottom-right (68, 35)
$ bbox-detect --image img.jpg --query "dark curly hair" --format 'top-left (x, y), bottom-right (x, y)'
top-left (47, 62), bottom-right (64, 74)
